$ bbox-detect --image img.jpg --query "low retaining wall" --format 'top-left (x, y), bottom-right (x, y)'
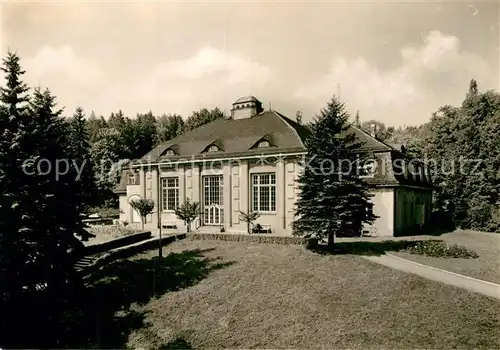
top-left (84, 231), bottom-right (153, 255)
top-left (81, 233), bottom-right (186, 277)
top-left (82, 218), bottom-right (114, 225)
top-left (188, 233), bottom-right (305, 245)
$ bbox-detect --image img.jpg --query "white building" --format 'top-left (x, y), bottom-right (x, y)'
top-left (115, 96), bottom-right (433, 236)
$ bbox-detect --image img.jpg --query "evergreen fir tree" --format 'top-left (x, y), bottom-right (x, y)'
top-left (68, 106), bottom-right (98, 212)
top-left (293, 97), bottom-right (376, 250)
top-left (0, 51), bottom-right (32, 308)
top-left (1, 53), bottom-right (84, 346)
top-left (25, 87), bottom-right (86, 299)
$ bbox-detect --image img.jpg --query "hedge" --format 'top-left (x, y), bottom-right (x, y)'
top-left (187, 233), bottom-right (305, 245)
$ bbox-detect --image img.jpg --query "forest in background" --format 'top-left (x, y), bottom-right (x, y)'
top-left (2, 51), bottom-right (500, 232)
top-left (84, 79), bottom-right (500, 233)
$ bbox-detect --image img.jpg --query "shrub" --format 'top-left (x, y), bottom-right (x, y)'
top-left (305, 237), bottom-right (319, 250)
top-left (159, 337), bottom-right (193, 349)
top-left (404, 241), bottom-right (478, 259)
top-left (174, 198), bottom-right (201, 233)
top-left (239, 211), bottom-right (260, 234)
top-left (86, 206), bottom-right (120, 219)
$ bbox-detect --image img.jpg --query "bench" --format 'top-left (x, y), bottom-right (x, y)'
top-left (252, 224), bottom-right (272, 234)
top-left (161, 221), bottom-right (178, 229)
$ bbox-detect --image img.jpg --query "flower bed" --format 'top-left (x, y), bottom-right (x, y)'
top-left (404, 240), bottom-right (479, 259)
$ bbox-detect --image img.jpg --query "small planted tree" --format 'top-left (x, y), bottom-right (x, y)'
top-left (239, 211), bottom-right (260, 234)
top-left (174, 198), bottom-right (200, 233)
top-left (130, 198), bottom-right (155, 230)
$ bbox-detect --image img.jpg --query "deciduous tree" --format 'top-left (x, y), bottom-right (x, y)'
top-left (184, 107), bottom-right (224, 131)
top-left (130, 198), bottom-right (155, 230)
top-left (157, 113), bottom-right (184, 142)
top-left (175, 198), bottom-right (201, 233)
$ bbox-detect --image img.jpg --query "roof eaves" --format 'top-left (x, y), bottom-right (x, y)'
top-left (150, 147), bottom-right (307, 164)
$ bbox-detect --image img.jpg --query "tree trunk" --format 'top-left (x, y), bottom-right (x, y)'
top-left (141, 218), bottom-right (145, 230)
top-left (247, 222), bottom-right (250, 234)
top-left (328, 231), bottom-right (335, 252)
top-left (158, 228), bottom-right (163, 258)
top-left (187, 221), bottom-right (191, 233)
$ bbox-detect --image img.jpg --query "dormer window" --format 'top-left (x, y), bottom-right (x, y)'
top-left (258, 140), bottom-right (270, 148)
top-left (208, 145), bottom-right (219, 152)
top-left (161, 147), bottom-right (178, 156)
top-left (359, 159), bottom-right (377, 178)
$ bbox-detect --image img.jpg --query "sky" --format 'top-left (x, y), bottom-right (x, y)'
top-left (1, 0), bottom-right (499, 126)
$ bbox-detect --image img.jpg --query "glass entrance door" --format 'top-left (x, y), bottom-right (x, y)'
top-left (202, 175), bottom-right (224, 225)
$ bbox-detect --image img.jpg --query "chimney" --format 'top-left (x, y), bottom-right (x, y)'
top-left (370, 123), bottom-right (377, 138)
top-left (296, 110), bottom-right (302, 125)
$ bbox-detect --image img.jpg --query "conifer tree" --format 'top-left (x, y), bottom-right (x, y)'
top-left (0, 51), bottom-right (32, 309)
top-left (293, 97), bottom-right (376, 250)
top-left (68, 106), bottom-right (98, 212)
top-left (0, 53), bottom-right (89, 340)
top-left (26, 87), bottom-right (82, 280)
top-left (1, 53), bottom-right (84, 346)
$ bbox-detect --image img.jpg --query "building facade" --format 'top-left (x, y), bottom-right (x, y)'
top-left (115, 96), bottom-right (433, 237)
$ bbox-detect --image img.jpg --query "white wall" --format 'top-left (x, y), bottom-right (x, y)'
top-left (122, 160), bottom-right (438, 237)
top-left (120, 157), bottom-right (302, 235)
top-left (363, 188), bottom-right (395, 236)
top-left (285, 161), bottom-right (301, 233)
top-left (124, 184), bottom-right (141, 229)
top-left (119, 195), bottom-right (127, 222)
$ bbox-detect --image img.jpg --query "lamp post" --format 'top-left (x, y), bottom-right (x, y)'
top-left (157, 164), bottom-right (162, 258)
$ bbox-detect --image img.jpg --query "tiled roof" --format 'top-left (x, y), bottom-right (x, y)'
top-left (343, 125), bottom-right (394, 152)
top-left (114, 169), bottom-right (129, 194)
top-left (141, 110), bottom-right (309, 162)
top-left (115, 108), bottom-right (432, 193)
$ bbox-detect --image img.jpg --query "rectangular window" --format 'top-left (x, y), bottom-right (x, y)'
top-left (251, 173), bottom-right (276, 212)
top-left (357, 159), bottom-right (376, 178)
top-left (161, 177), bottom-right (179, 211)
top-left (128, 172), bottom-right (139, 185)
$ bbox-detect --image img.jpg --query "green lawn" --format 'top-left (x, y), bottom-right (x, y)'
top-left (94, 239), bottom-right (500, 349)
top-left (391, 230), bottom-right (500, 284)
